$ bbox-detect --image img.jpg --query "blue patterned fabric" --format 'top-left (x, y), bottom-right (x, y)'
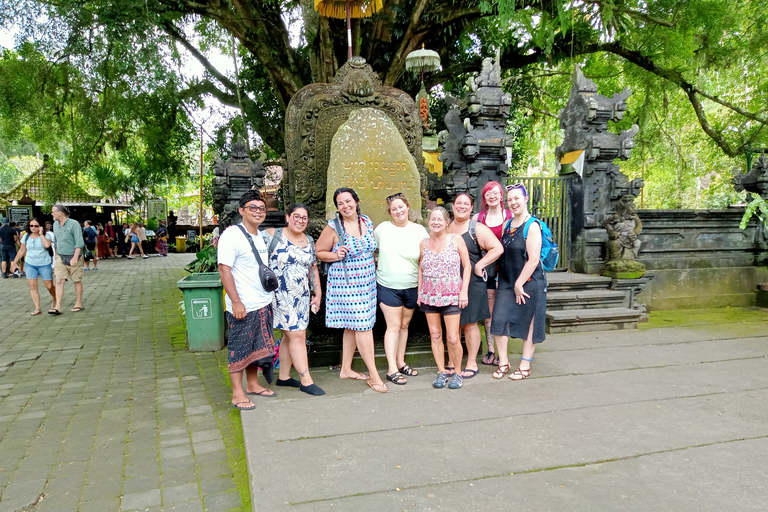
top-left (325, 215), bottom-right (377, 331)
top-left (261, 230), bottom-right (315, 331)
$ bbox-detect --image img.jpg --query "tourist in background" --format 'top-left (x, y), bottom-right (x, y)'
top-left (105, 220), bottom-right (119, 257)
top-left (373, 192), bottom-right (427, 385)
top-left (473, 180), bottom-right (512, 367)
top-left (0, 217), bottom-right (18, 278)
top-left (261, 204), bottom-right (324, 395)
top-left (316, 187), bottom-right (387, 393)
top-left (419, 207), bottom-right (471, 389)
top-left (127, 223), bottom-right (148, 259)
top-left (446, 193), bottom-right (503, 378)
top-left (11, 218), bottom-right (56, 315)
top-left (96, 223), bottom-right (110, 260)
top-left (51, 204), bottom-right (85, 314)
top-left (156, 220), bottom-right (169, 257)
top-left (137, 222), bottom-right (148, 255)
top-left (120, 222), bottom-right (130, 257)
top-left (45, 221), bottom-right (57, 271)
top-left (82, 220), bottom-right (98, 271)
top-left (491, 184), bottom-right (546, 381)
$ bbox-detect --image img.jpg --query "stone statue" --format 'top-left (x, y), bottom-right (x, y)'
top-left (211, 139), bottom-right (266, 231)
top-left (602, 195), bottom-right (646, 277)
top-left (733, 153), bottom-right (768, 199)
top-left (431, 51), bottom-right (511, 211)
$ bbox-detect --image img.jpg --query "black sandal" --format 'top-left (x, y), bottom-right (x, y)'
top-left (399, 364), bottom-right (418, 377)
top-left (386, 372), bottom-right (407, 385)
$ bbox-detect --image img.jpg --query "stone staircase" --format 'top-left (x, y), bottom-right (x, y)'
top-left (546, 272), bottom-right (644, 333)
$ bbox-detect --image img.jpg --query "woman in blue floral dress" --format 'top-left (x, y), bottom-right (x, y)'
top-left (316, 188), bottom-right (387, 393)
top-left (261, 204), bottom-right (324, 395)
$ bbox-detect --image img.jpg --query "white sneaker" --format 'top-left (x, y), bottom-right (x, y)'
top-left (127, 256), bottom-right (134, 259)
top-left (142, 255), bottom-right (149, 259)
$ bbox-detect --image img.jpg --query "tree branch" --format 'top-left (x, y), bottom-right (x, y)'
top-left (583, 1), bottom-right (675, 28)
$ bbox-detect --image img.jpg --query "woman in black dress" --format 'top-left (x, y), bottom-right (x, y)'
top-left (490, 184), bottom-right (546, 380)
top-left (446, 193), bottom-right (503, 378)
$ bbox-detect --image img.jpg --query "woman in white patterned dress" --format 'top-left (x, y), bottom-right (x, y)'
top-left (261, 204), bottom-right (324, 395)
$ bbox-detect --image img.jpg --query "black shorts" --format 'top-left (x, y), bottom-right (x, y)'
top-left (377, 284), bottom-right (418, 310)
top-left (419, 303), bottom-right (462, 316)
top-left (85, 241), bottom-right (96, 251)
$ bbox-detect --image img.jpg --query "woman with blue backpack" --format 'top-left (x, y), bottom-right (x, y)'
top-left (490, 183), bottom-right (547, 381)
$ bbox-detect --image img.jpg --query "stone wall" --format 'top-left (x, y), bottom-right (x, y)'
top-left (636, 210), bottom-right (768, 310)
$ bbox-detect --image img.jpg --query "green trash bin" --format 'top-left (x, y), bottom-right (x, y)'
top-left (177, 272), bottom-right (225, 351)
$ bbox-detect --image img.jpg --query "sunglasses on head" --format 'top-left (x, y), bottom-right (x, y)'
top-left (386, 192), bottom-right (404, 203)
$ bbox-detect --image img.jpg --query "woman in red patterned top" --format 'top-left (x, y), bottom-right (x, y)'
top-left (418, 207), bottom-right (471, 390)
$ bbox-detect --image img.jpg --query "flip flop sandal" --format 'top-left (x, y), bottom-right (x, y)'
top-left (386, 372), bottom-right (407, 385)
top-left (247, 389), bottom-right (276, 397)
top-left (71, 306), bottom-right (85, 312)
top-left (482, 351), bottom-right (497, 365)
top-left (366, 379), bottom-right (388, 393)
top-left (30, 310), bottom-right (42, 316)
top-left (340, 372), bottom-right (369, 381)
top-left (444, 366), bottom-right (456, 376)
top-left (230, 401), bottom-right (256, 410)
top-left (48, 309), bottom-right (62, 315)
top-left (399, 364), bottom-right (418, 376)
top-left (461, 368), bottom-right (480, 379)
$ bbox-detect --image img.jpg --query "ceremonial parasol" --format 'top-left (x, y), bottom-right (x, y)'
top-left (405, 44), bottom-right (441, 83)
top-left (314, 0), bottom-right (383, 60)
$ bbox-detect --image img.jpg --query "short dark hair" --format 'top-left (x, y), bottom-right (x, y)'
top-left (239, 189), bottom-right (264, 209)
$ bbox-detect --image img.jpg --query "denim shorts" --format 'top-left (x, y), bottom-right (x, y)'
top-left (26, 263), bottom-right (53, 281)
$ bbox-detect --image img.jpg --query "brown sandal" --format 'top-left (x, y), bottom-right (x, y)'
top-left (509, 367), bottom-right (532, 380)
top-left (366, 379), bottom-right (388, 393)
top-left (492, 363), bottom-right (511, 379)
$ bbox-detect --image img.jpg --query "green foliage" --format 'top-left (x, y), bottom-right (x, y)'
top-left (185, 245), bottom-right (218, 273)
top-left (739, 196), bottom-right (768, 231)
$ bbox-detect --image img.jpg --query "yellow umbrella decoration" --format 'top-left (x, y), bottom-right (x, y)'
top-left (314, 0), bottom-right (383, 60)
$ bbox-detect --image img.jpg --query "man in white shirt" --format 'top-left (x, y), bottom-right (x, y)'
top-left (217, 189), bottom-right (277, 410)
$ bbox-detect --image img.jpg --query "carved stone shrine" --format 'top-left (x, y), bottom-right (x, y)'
top-left (556, 67), bottom-right (643, 228)
top-left (211, 139), bottom-right (266, 230)
top-left (431, 51), bottom-right (512, 211)
top-left (283, 56), bottom-right (425, 236)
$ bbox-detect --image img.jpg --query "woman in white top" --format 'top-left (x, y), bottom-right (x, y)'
top-left (374, 193), bottom-right (428, 385)
top-left (11, 218), bottom-right (56, 315)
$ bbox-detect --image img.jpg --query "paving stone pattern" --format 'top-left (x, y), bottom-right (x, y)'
top-left (0, 254), bottom-right (246, 512)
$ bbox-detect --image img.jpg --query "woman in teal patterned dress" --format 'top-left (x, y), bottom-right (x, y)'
top-left (261, 204), bottom-right (324, 395)
top-left (316, 188), bottom-right (387, 393)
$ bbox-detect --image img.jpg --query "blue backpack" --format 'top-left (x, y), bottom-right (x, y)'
top-left (514, 216), bottom-right (559, 271)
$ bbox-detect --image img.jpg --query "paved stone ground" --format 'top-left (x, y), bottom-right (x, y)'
top-left (242, 308), bottom-right (768, 511)
top-left (0, 254), bottom-right (248, 512)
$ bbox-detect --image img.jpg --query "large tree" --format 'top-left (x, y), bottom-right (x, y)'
top-left (2, 0), bottom-right (767, 162)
